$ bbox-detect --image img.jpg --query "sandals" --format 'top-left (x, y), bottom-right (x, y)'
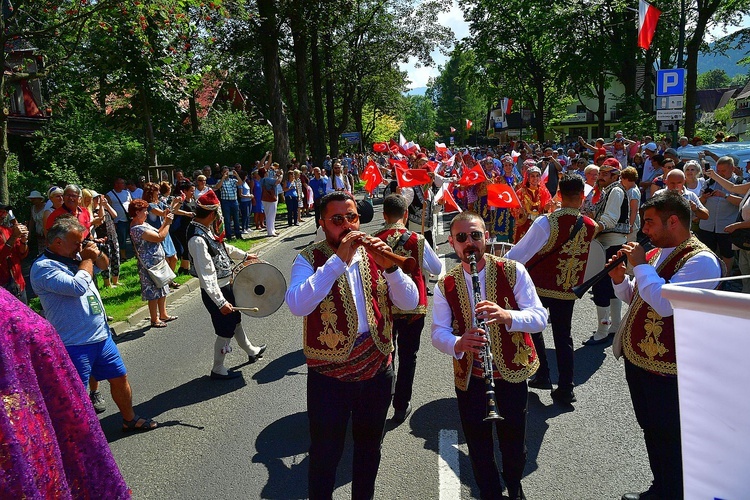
top-left (151, 321), bottom-right (167, 328)
top-left (169, 281), bottom-right (181, 289)
top-left (122, 415), bottom-right (158, 433)
top-left (160, 316), bottom-right (178, 323)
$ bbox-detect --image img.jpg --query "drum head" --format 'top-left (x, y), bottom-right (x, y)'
top-left (357, 199), bottom-right (374, 224)
top-left (233, 262), bottom-right (287, 317)
top-left (583, 239), bottom-right (606, 282)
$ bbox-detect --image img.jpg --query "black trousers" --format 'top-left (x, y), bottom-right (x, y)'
top-left (625, 359), bottom-right (683, 499)
top-left (531, 296), bottom-right (575, 389)
top-left (307, 366), bottom-right (394, 500)
top-left (314, 199), bottom-right (323, 227)
top-left (593, 244), bottom-right (622, 307)
top-left (391, 315), bottom-right (424, 411)
top-left (456, 377), bottom-right (528, 500)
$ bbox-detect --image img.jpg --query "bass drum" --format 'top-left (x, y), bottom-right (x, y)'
top-left (583, 239), bottom-right (606, 282)
top-left (231, 257), bottom-right (287, 318)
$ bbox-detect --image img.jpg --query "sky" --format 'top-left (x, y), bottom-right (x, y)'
top-left (400, 1), bottom-right (750, 90)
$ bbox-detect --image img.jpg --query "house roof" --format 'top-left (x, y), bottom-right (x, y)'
top-left (735, 80), bottom-right (750, 100)
top-left (696, 86), bottom-right (742, 113)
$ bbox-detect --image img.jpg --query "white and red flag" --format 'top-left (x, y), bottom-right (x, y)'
top-left (435, 183), bottom-right (462, 213)
top-left (399, 132), bottom-right (407, 146)
top-left (456, 164), bottom-right (487, 187)
top-left (486, 183), bottom-right (521, 209)
top-left (450, 126), bottom-right (456, 134)
top-left (503, 97), bottom-right (513, 115)
top-left (435, 141), bottom-right (448, 153)
top-left (362, 160), bottom-right (383, 193)
top-left (638, 0), bottom-right (661, 50)
top-left (466, 119), bottom-right (473, 130)
top-left (395, 166), bottom-right (432, 188)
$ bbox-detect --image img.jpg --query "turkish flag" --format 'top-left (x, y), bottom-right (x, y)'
top-left (638, 0), bottom-right (661, 50)
top-left (435, 182), bottom-right (462, 213)
top-left (389, 158), bottom-right (409, 170)
top-left (457, 164), bottom-right (487, 187)
top-left (395, 166), bottom-right (431, 188)
top-left (388, 139), bottom-right (402, 155)
top-left (362, 160), bottom-right (383, 193)
top-left (372, 142), bottom-right (388, 153)
top-left (487, 183), bottom-right (521, 209)
top-left (466, 119), bottom-right (473, 130)
top-left (424, 160), bottom-right (438, 173)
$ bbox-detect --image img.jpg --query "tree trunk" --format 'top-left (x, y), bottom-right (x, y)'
top-left (0, 25), bottom-right (9, 204)
top-left (289, 4), bottom-right (310, 164)
top-left (141, 88), bottom-right (157, 167)
top-left (258, 0), bottom-right (290, 168)
top-left (597, 76), bottom-right (606, 137)
top-left (324, 33), bottom-right (338, 159)
top-left (309, 26), bottom-right (327, 167)
top-left (535, 79), bottom-right (545, 141)
top-left (188, 90), bottom-right (199, 134)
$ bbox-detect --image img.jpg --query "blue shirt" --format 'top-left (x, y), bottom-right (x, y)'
top-left (30, 251), bottom-right (109, 346)
top-left (309, 178), bottom-right (327, 201)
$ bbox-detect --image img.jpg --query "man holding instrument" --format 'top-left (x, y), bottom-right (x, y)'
top-left (285, 191), bottom-right (418, 499)
top-left (506, 174), bottom-right (598, 405)
top-left (374, 194), bottom-right (443, 423)
top-left (431, 212), bottom-right (547, 500)
top-left (608, 192), bottom-right (721, 500)
top-left (187, 190), bottom-right (266, 380)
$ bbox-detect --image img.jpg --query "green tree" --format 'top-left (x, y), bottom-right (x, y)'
top-left (697, 69), bottom-right (732, 89)
top-left (401, 95), bottom-right (437, 146)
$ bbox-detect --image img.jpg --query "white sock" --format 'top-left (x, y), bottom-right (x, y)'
top-left (213, 337), bottom-right (229, 375)
top-left (609, 299), bottom-right (622, 334)
top-left (594, 306), bottom-right (611, 340)
top-left (233, 323), bottom-right (260, 356)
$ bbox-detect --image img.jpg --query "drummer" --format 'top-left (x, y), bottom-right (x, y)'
top-left (505, 173), bottom-right (598, 404)
top-left (188, 190), bottom-right (267, 380)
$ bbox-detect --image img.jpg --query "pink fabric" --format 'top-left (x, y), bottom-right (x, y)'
top-left (0, 288), bottom-right (130, 499)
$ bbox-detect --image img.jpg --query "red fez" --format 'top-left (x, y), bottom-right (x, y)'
top-left (197, 189), bottom-right (221, 209)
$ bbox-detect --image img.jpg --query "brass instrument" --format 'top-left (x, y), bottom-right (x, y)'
top-left (468, 252), bottom-right (503, 421)
top-left (345, 230), bottom-right (418, 274)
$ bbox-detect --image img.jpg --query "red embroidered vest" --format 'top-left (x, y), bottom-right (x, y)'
top-left (374, 224), bottom-right (427, 316)
top-left (622, 237), bottom-right (711, 376)
top-left (526, 209), bottom-right (598, 300)
top-left (300, 242), bottom-right (393, 364)
top-left (438, 254), bottom-right (539, 390)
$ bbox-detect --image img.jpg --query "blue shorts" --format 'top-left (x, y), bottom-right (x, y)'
top-left (66, 335), bottom-right (127, 383)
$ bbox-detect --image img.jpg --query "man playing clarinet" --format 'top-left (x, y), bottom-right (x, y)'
top-left (285, 191), bottom-right (418, 499)
top-left (431, 211), bottom-right (547, 500)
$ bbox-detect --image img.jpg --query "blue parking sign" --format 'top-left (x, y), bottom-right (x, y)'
top-left (656, 69), bottom-right (686, 97)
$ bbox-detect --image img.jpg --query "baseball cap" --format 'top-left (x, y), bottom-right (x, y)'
top-left (600, 158), bottom-right (622, 173)
top-left (664, 148), bottom-right (679, 157)
top-left (644, 142), bottom-right (657, 152)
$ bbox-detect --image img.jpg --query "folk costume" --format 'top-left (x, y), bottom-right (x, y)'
top-left (286, 240), bottom-right (418, 499)
top-left (506, 208), bottom-right (597, 399)
top-left (431, 254), bottom-right (547, 499)
top-left (374, 221), bottom-right (442, 419)
top-left (187, 190), bottom-right (265, 379)
top-left (472, 162), bottom-right (515, 242)
top-left (514, 167), bottom-right (552, 244)
top-left (613, 236), bottom-right (721, 499)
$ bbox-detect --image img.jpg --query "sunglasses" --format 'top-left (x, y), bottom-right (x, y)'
top-left (453, 231), bottom-right (483, 243)
top-left (327, 213), bottom-right (359, 226)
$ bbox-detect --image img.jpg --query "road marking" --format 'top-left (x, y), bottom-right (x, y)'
top-left (438, 429), bottom-right (460, 500)
top-left (436, 211), bottom-right (444, 235)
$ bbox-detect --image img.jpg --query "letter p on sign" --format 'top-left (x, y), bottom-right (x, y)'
top-left (657, 69), bottom-right (686, 97)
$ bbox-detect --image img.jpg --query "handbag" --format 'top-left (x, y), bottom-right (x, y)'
top-left (729, 212), bottom-right (750, 251)
top-left (261, 180), bottom-right (277, 202)
top-left (135, 236), bottom-right (176, 288)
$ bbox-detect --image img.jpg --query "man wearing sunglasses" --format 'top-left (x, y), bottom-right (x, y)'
top-left (431, 212), bottom-right (547, 500)
top-left (506, 174), bottom-right (598, 405)
top-left (286, 191), bottom-right (418, 500)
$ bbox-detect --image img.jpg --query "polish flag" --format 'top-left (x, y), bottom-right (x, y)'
top-left (372, 142), bottom-right (388, 153)
top-left (503, 97), bottom-right (514, 115)
top-left (466, 119), bottom-right (473, 130)
top-left (399, 132), bottom-right (407, 146)
top-left (638, 0), bottom-right (661, 50)
top-left (435, 183), bottom-right (462, 213)
top-left (450, 126), bottom-right (456, 134)
top-left (395, 166), bottom-right (432, 188)
top-left (457, 164), bottom-right (487, 187)
top-left (540, 164), bottom-right (549, 184)
top-left (362, 160), bottom-right (384, 194)
top-left (487, 183), bottom-right (521, 209)
top-left (435, 141), bottom-right (448, 153)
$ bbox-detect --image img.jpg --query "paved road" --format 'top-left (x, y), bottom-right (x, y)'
top-left (104, 200), bottom-right (650, 499)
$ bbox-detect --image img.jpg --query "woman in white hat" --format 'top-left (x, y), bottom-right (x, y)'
top-left (41, 186), bottom-right (64, 239)
top-left (27, 190), bottom-right (46, 254)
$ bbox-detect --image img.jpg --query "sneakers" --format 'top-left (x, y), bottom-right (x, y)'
top-left (90, 390), bottom-right (106, 414)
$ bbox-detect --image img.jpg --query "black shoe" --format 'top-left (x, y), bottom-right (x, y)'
top-left (506, 483), bottom-right (526, 500)
top-left (582, 334), bottom-right (610, 346)
top-left (248, 344), bottom-right (267, 363)
top-left (550, 387), bottom-right (577, 405)
top-left (621, 489), bottom-right (659, 500)
top-left (210, 370), bottom-right (242, 380)
top-left (392, 402), bottom-right (412, 423)
top-left (528, 374), bottom-right (552, 390)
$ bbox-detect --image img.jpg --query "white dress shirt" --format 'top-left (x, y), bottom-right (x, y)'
top-left (504, 215), bottom-right (551, 265)
top-left (613, 248), bottom-right (721, 317)
top-left (431, 262), bottom-right (548, 359)
top-left (188, 237), bottom-right (247, 308)
top-left (286, 248), bottom-right (418, 333)
top-left (421, 238), bottom-right (443, 276)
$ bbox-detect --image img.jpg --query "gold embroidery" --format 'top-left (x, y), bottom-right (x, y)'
top-left (317, 297), bottom-right (345, 348)
top-left (361, 247), bottom-right (393, 355)
top-left (511, 332), bottom-right (533, 366)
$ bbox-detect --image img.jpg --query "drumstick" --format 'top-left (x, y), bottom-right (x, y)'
top-left (233, 307), bottom-right (260, 312)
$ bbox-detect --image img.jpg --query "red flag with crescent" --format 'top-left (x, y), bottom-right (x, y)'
top-left (395, 166), bottom-right (431, 188)
top-left (362, 160), bottom-right (383, 193)
top-left (388, 158), bottom-right (409, 170)
top-left (372, 142), bottom-right (388, 153)
top-left (487, 183), bottom-right (521, 208)
top-left (424, 160), bottom-right (438, 173)
top-left (388, 139), bottom-right (402, 155)
top-left (456, 164), bottom-right (487, 187)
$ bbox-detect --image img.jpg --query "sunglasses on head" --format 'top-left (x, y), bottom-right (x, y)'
top-left (453, 231), bottom-right (483, 243)
top-left (327, 213), bottom-right (359, 226)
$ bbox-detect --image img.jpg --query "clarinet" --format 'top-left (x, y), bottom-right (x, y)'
top-left (467, 252), bottom-right (503, 421)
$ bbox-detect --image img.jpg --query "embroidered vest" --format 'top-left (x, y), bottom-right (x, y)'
top-left (594, 182), bottom-right (629, 234)
top-left (526, 209), bottom-right (598, 300)
top-left (438, 254), bottom-right (539, 390)
top-left (187, 222), bottom-right (232, 279)
top-left (622, 237), bottom-right (712, 376)
top-left (300, 242), bottom-right (393, 363)
top-left (407, 185), bottom-right (433, 230)
top-left (374, 224), bottom-right (427, 316)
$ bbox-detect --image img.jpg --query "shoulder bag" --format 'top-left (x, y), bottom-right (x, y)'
top-left (134, 228), bottom-right (176, 288)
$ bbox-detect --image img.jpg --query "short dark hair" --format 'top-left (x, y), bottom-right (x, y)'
top-left (651, 154), bottom-right (665, 166)
top-left (319, 191), bottom-right (355, 217)
top-left (558, 173), bottom-right (585, 198)
top-left (448, 211), bottom-right (484, 234)
top-left (641, 190), bottom-right (691, 228)
top-left (383, 194), bottom-right (407, 219)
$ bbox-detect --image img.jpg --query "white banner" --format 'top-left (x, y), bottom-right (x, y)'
top-left (661, 284), bottom-right (750, 500)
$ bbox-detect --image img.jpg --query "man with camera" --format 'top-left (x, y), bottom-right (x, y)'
top-left (698, 156), bottom-right (742, 272)
top-left (214, 165), bottom-right (242, 240)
